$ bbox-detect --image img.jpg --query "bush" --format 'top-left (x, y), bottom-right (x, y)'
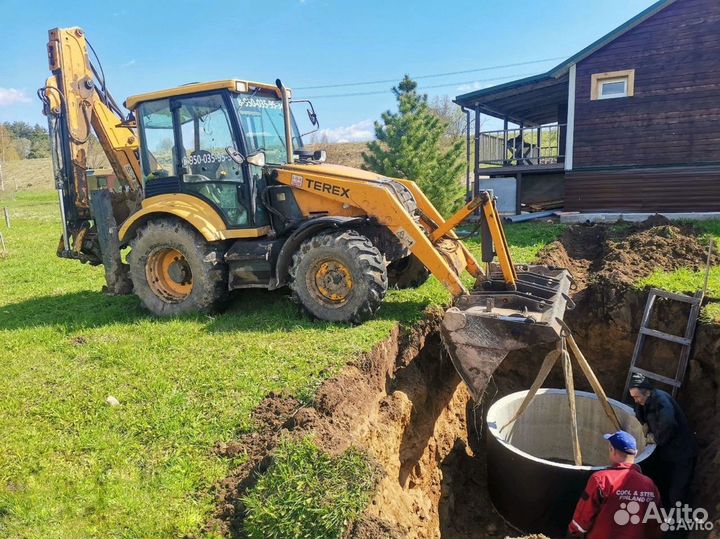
top-left (243, 437), bottom-right (376, 539)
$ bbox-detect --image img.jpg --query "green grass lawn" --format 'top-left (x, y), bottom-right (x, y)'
top-left (0, 191), bottom-right (561, 539)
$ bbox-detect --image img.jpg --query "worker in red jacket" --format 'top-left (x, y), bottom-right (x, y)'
top-left (569, 431), bottom-right (663, 539)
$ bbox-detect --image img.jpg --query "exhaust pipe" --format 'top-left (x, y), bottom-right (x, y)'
top-left (276, 79), bottom-right (294, 164)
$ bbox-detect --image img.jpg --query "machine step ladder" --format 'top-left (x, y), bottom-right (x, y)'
top-left (623, 288), bottom-right (703, 399)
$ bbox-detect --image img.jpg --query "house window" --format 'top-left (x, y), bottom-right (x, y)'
top-left (591, 69), bottom-right (635, 100)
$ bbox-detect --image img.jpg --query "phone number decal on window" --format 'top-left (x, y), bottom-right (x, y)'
top-left (182, 153), bottom-right (231, 166)
top-left (237, 97), bottom-right (283, 110)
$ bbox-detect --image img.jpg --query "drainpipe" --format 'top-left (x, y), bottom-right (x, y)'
top-left (276, 79), bottom-right (294, 164)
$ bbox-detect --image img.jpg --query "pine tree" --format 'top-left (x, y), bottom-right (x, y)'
top-left (362, 76), bottom-right (465, 217)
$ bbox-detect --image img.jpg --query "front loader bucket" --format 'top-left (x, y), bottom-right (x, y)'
top-left (441, 265), bottom-right (573, 402)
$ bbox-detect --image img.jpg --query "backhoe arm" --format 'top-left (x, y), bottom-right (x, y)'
top-left (41, 27), bottom-right (141, 258)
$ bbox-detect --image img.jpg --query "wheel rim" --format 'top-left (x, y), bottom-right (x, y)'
top-left (146, 247), bottom-right (193, 302)
top-left (312, 259), bottom-right (353, 303)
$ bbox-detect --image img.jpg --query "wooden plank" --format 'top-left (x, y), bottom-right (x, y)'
top-left (562, 345), bottom-right (583, 466)
top-left (566, 64), bottom-right (576, 171)
top-left (561, 325), bottom-right (622, 431)
top-left (499, 348), bottom-right (562, 433)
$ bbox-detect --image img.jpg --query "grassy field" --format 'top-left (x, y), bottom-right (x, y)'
top-left (0, 190), bottom-right (561, 539)
top-left (1, 158), bottom-right (53, 192)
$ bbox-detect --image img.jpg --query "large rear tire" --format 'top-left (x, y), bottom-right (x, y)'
top-left (289, 230), bottom-right (388, 323)
top-left (128, 218), bottom-right (228, 316)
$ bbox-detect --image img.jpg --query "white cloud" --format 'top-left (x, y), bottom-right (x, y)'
top-left (313, 119), bottom-right (375, 143)
top-left (0, 88), bottom-right (31, 107)
top-left (121, 59), bottom-right (136, 68)
top-left (456, 81), bottom-right (483, 93)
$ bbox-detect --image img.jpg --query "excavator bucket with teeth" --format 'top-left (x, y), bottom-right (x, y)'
top-left (442, 265), bottom-right (574, 402)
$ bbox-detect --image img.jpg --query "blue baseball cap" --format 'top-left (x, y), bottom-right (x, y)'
top-left (603, 431), bottom-right (638, 454)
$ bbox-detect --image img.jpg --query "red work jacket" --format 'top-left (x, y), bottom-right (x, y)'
top-left (568, 462), bottom-right (663, 539)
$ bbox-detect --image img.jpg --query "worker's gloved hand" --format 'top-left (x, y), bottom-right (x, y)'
top-left (646, 433), bottom-right (656, 445)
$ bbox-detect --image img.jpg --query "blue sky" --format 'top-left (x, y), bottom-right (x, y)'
top-left (1, 0), bottom-right (658, 141)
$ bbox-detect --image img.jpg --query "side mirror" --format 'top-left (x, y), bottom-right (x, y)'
top-left (307, 107), bottom-right (318, 127)
top-left (291, 99), bottom-right (320, 137)
top-left (246, 150), bottom-right (266, 168)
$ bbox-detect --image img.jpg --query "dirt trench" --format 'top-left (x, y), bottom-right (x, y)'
top-left (208, 313), bottom-right (512, 539)
top-left (208, 219), bottom-right (720, 539)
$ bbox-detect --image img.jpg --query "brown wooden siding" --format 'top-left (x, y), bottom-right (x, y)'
top-left (565, 167), bottom-right (720, 212)
top-left (573, 0), bottom-right (720, 169)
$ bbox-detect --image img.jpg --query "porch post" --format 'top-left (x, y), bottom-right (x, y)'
top-left (466, 108), bottom-right (471, 200)
top-left (474, 105), bottom-right (481, 196)
top-left (515, 172), bottom-right (523, 215)
top-left (565, 64), bottom-right (577, 171)
top-left (503, 117), bottom-right (509, 166)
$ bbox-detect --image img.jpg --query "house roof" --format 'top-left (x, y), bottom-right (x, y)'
top-left (455, 0), bottom-right (678, 108)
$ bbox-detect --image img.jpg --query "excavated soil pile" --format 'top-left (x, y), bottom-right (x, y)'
top-left (539, 216), bottom-right (718, 291)
top-left (207, 217), bottom-right (719, 539)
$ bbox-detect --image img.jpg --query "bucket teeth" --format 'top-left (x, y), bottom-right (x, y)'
top-left (442, 266), bottom-right (573, 402)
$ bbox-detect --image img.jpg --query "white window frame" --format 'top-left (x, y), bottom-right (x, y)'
top-left (591, 69), bottom-right (635, 101)
top-left (598, 78), bottom-right (628, 99)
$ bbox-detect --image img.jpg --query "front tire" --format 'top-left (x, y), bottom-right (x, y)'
top-left (289, 229), bottom-right (388, 323)
top-left (128, 218), bottom-right (228, 316)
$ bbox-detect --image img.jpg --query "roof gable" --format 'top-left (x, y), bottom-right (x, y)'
top-left (456, 0), bottom-right (677, 105)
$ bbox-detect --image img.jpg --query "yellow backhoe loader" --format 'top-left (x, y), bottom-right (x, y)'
top-left (40, 27), bottom-right (572, 400)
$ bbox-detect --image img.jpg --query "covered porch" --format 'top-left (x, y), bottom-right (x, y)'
top-left (455, 72), bottom-right (571, 214)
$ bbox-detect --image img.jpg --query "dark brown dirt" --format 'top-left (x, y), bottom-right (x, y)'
top-left (539, 218), bottom-right (718, 292)
top-left (347, 515), bottom-right (407, 539)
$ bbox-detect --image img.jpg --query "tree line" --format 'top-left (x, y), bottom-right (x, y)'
top-left (0, 122), bottom-right (50, 161)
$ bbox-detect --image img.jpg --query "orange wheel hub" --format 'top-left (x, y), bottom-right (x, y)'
top-left (146, 247), bottom-right (193, 302)
top-left (313, 259), bottom-right (353, 303)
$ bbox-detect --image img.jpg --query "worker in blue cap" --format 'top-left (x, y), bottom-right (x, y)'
top-left (569, 430), bottom-right (662, 539)
top-left (629, 372), bottom-right (697, 508)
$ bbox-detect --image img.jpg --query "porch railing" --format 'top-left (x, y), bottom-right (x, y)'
top-left (479, 124), bottom-right (565, 167)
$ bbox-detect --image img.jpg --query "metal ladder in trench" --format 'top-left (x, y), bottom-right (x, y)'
top-left (623, 288), bottom-right (703, 399)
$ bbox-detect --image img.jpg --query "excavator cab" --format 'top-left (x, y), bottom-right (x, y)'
top-left (134, 85), bottom-right (301, 229)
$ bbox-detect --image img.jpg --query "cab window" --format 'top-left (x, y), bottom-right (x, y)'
top-left (234, 91), bottom-right (304, 165)
top-left (176, 94), bottom-right (238, 180)
top-left (174, 94), bottom-right (249, 227)
top-left (138, 98), bottom-right (176, 180)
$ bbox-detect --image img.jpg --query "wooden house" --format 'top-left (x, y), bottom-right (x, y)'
top-left (455, 0), bottom-right (720, 214)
